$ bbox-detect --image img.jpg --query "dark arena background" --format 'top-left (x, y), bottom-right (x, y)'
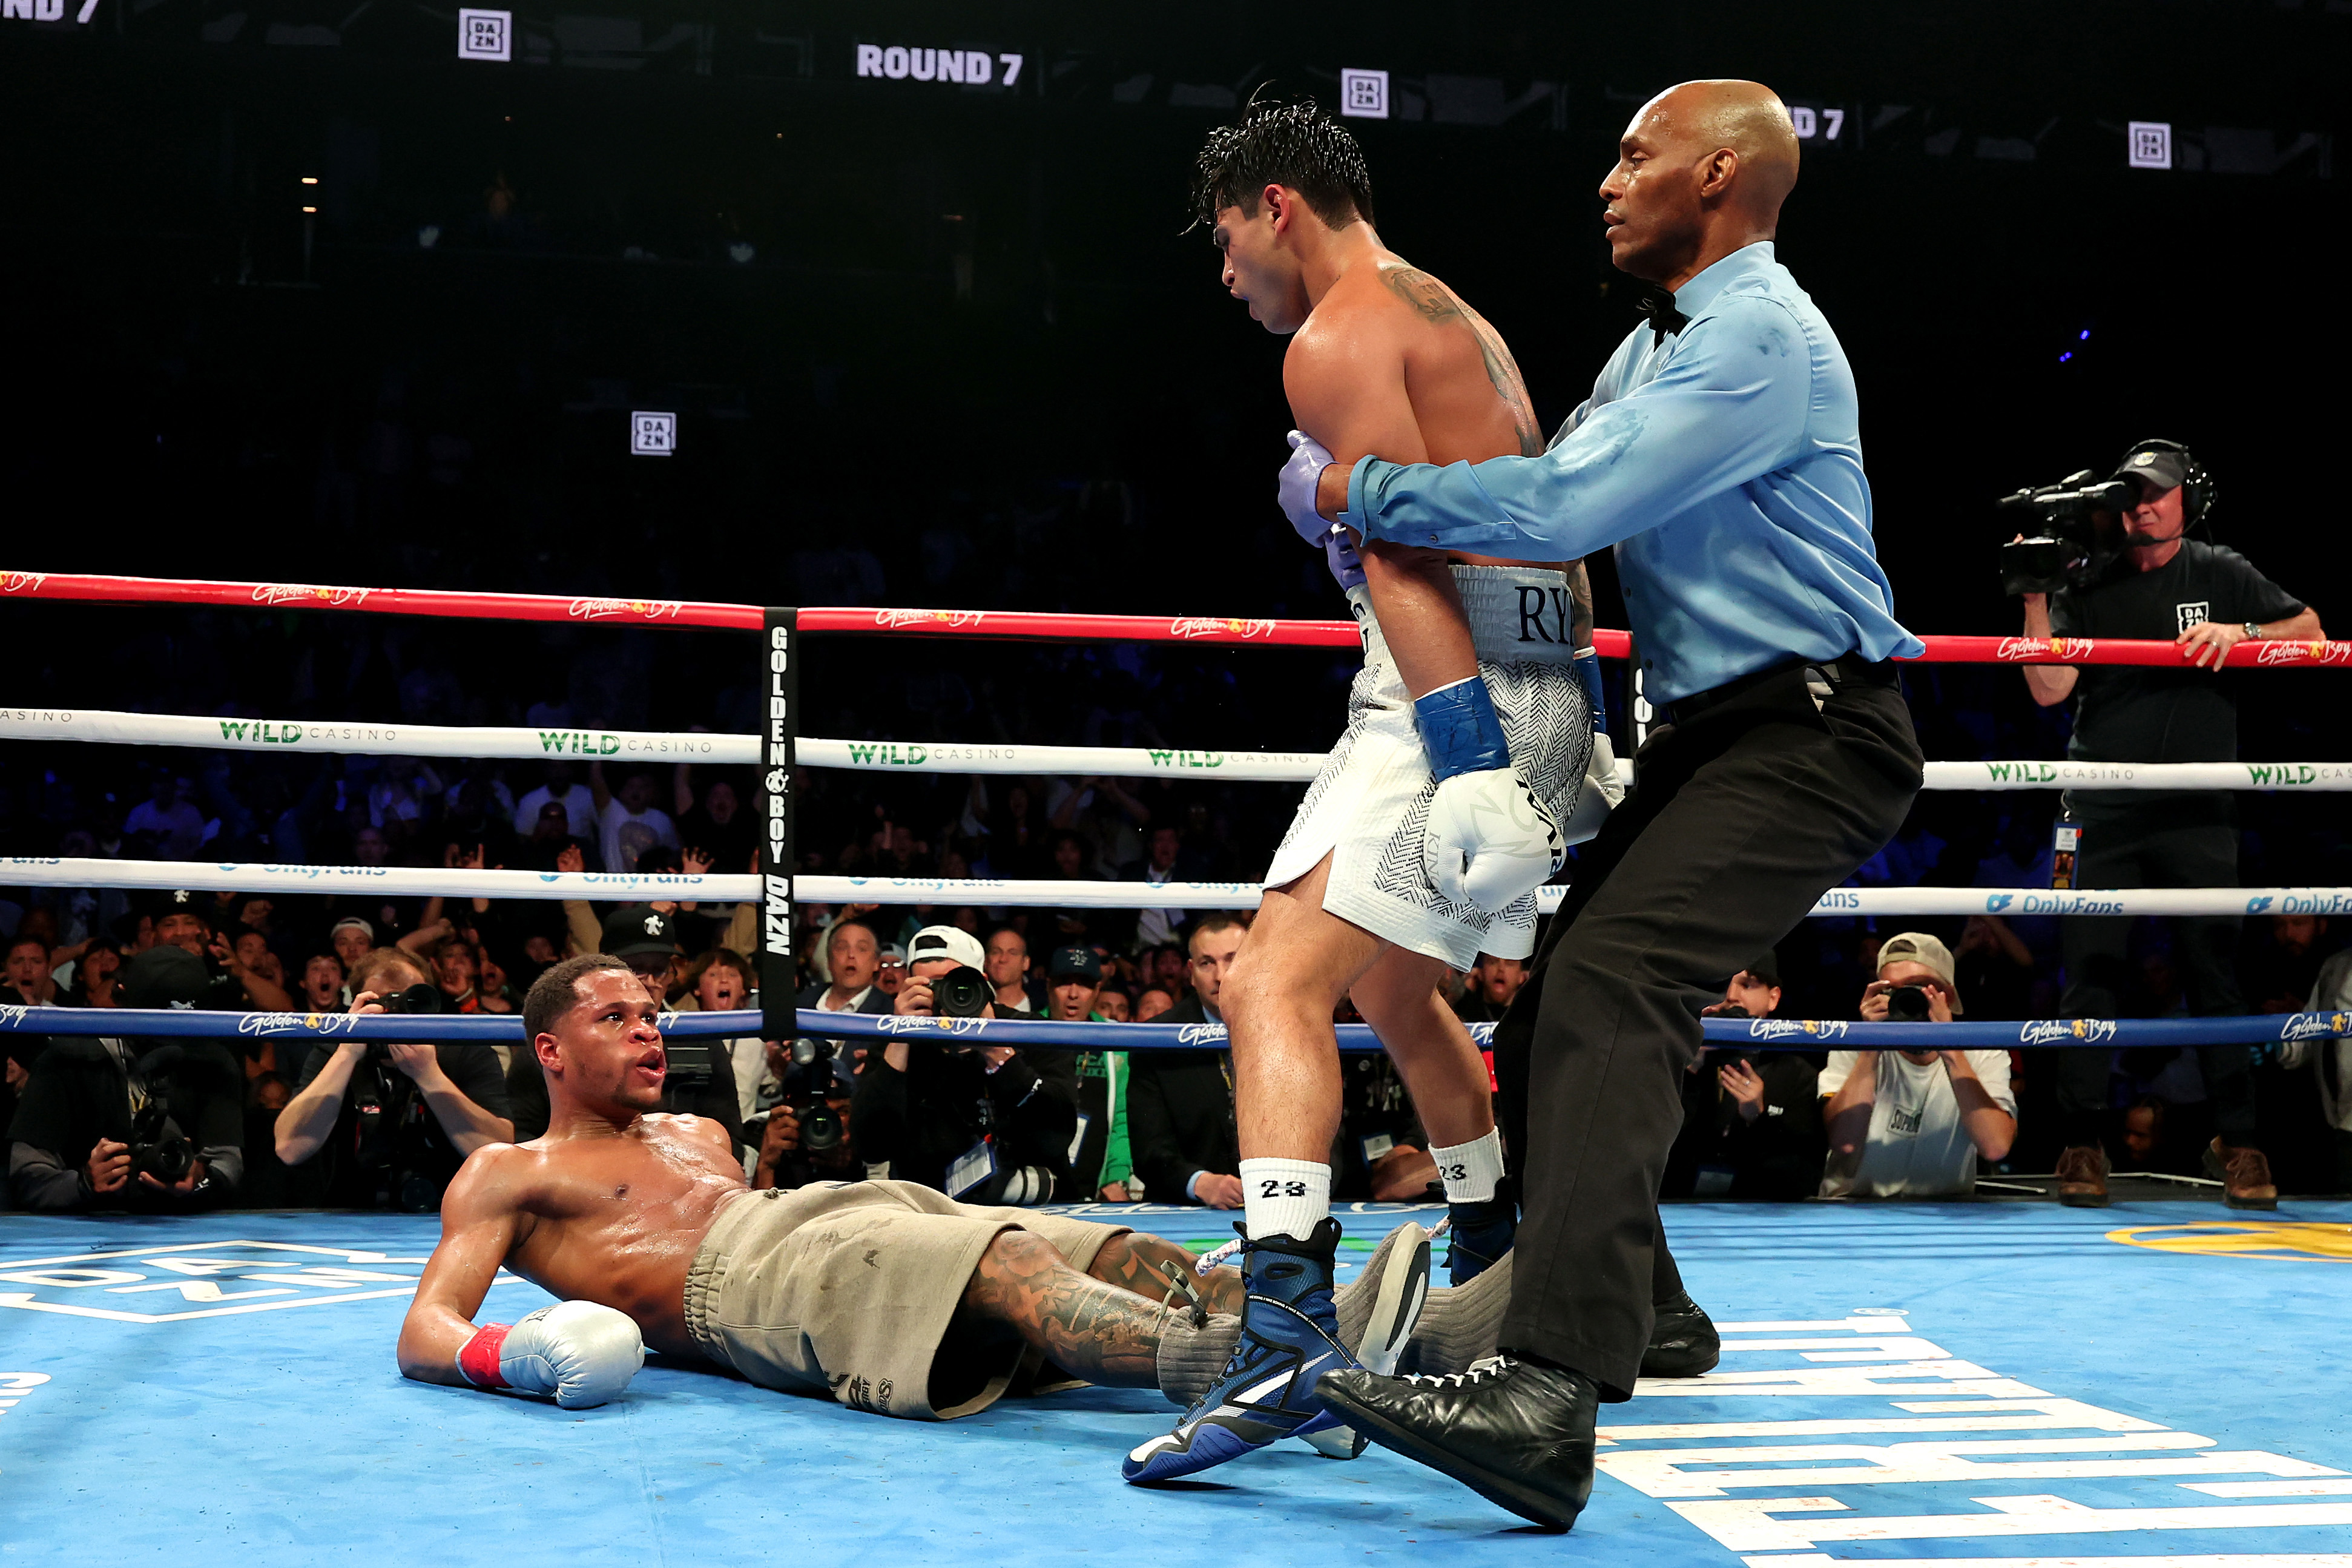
top-left (4, 2), bottom-right (2352, 1563)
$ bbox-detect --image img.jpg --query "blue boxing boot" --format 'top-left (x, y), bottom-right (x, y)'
top-left (1124, 1218), bottom-right (1423, 1483)
top-left (1443, 1196), bottom-right (1517, 1288)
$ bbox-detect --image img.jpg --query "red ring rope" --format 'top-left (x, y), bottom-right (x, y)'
top-left (7, 570), bottom-right (2348, 667)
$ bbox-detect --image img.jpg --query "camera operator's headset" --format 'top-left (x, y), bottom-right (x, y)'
top-left (2118, 438), bottom-right (2218, 535)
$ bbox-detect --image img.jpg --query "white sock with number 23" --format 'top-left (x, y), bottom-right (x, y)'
top-left (1429, 1128), bottom-right (1506, 1205)
top-left (1237, 1158), bottom-right (1331, 1243)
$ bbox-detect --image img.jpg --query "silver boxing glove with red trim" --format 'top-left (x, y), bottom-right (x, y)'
top-left (457, 1300), bottom-right (644, 1409)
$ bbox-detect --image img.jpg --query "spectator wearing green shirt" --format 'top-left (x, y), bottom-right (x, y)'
top-left (1046, 945), bottom-right (1135, 1202)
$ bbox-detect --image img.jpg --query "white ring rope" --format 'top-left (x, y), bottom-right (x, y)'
top-left (5, 858), bottom-right (2349, 919)
top-left (0, 708), bottom-right (754, 765)
top-left (5, 708), bottom-right (2349, 791)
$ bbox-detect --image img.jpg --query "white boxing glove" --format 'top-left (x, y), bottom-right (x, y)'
top-left (1424, 767), bottom-right (1566, 914)
top-left (1558, 728), bottom-right (1624, 847)
top-left (457, 1300), bottom-right (645, 1409)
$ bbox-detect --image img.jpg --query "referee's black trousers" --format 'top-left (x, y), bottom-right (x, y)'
top-left (1491, 662), bottom-right (1920, 1398)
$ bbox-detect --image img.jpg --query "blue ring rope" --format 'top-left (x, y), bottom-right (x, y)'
top-left (0, 1004), bottom-right (2337, 1052)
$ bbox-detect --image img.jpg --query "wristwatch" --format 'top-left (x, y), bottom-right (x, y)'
top-left (2242, 621), bottom-right (2262, 640)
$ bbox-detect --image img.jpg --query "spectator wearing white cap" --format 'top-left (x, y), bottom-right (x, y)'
top-left (854, 924), bottom-right (1078, 1204)
top-left (1819, 932), bottom-right (2017, 1197)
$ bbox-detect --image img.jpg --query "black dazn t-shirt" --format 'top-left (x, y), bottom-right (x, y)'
top-left (2049, 540), bottom-right (2304, 822)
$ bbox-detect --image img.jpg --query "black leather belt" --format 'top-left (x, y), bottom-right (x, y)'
top-left (1663, 653), bottom-right (1899, 726)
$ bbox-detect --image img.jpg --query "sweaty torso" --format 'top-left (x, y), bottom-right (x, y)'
top-left (1286, 255), bottom-right (1556, 578)
top-left (498, 1114), bottom-right (746, 1357)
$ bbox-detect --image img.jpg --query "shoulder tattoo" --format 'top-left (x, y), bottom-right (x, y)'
top-left (1377, 262), bottom-right (1544, 457)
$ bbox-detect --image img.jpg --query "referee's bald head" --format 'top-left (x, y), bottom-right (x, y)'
top-left (1641, 80), bottom-right (1799, 219)
top-left (1603, 80), bottom-right (1800, 285)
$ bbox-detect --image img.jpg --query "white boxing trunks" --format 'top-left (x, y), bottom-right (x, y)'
top-left (1263, 564), bottom-right (1593, 970)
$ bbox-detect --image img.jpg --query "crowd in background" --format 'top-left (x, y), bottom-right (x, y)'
top-left (1, 740), bottom-right (2347, 1214)
top-left (2, 582), bottom-right (2349, 1211)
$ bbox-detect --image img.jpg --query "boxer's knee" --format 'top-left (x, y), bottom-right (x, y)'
top-left (1221, 947), bottom-right (1314, 1032)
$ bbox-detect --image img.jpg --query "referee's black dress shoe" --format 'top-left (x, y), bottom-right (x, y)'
top-left (1317, 1354), bottom-right (1599, 1532)
top-left (1640, 1290), bottom-right (1721, 1378)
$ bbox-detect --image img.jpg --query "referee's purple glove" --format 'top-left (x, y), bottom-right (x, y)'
top-left (1323, 525), bottom-right (1366, 591)
top-left (1277, 429), bottom-right (1337, 546)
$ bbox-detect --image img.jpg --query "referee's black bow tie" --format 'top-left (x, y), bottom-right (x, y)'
top-left (1633, 282), bottom-right (1687, 346)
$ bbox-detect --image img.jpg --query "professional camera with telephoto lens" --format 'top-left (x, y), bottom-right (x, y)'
top-left (1997, 471), bottom-right (2138, 595)
top-left (932, 964), bottom-right (993, 1020)
top-left (356, 980), bottom-right (460, 1211)
top-left (374, 981), bottom-right (444, 1021)
top-left (125, 1093), bottom-right (196, 1185)
top-left (1885, 984), bottom-right (1932, 1023)
top-left (355, 981), bottom-right (440, 1163)
top-left (789, 1039), bottom-right (845, 1153)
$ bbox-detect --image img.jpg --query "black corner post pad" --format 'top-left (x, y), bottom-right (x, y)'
top-left (757, 607), bottom-right (799, 1043)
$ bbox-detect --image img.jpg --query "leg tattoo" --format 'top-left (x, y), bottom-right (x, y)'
top-left (964, 1230), bottom-right (1170, 1388)
top-left (1088, 1232), bottom-right (1246, 1317)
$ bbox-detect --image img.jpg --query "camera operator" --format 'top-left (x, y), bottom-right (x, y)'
top-left (2014, 441), bottom-right (2322, 1210)
top-left (851, 924), bottom-right (1078, 1205)
top-left (274, 949), bottom-right (514, 1211)
top-left (750, 1036), bottom-right (861, 1191)
top-left (1818, 933), bottom-right (2015, 1198)
top-left (7, 946), bottom-right (247, 1211)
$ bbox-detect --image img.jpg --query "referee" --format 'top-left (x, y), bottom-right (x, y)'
top-left (1300, 80), bottom-right (1924, 1530)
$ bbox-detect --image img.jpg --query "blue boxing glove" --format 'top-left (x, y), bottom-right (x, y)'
top-left (1414, 677), bottom-right (1564, 913)
top-left (1277, 430), bottom-right (1337, 547)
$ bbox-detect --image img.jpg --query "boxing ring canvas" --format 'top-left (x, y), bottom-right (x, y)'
top-left (5, 1199), bottom-right (2349, 1566)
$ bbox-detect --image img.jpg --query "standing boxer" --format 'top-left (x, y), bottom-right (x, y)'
top-left (1125, 96), bottom-right (1619, 1484)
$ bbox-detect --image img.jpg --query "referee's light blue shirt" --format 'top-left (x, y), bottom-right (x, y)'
top-left (1342, 242), bottom-right (1922, 706)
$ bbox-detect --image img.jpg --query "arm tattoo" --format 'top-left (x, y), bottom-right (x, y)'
top-left (1567, 561), bottom-right (1595, 650)
top-left (1377, 262), bottom-right (1545, 458)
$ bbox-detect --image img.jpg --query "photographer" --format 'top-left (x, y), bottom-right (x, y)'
top-left (7, 946), bottom-right (247, 1211)
top-left (274, 949), bottom-right (514, 1211)
top-left (852, 924), bottom-right (1078, 1205)
top-left (2014, 441), bottom-right (2323, 1210)
top-left (1664, 954), bottom-right (1826, 1200)
top-left (1818, 933), bottom-right (2015, 1198)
